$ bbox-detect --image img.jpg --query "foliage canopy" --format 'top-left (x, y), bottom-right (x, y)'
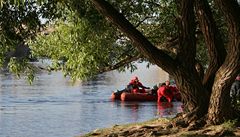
top-left (0, 0), bottom-right (210, 80)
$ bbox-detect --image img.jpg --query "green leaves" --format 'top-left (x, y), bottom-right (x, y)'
top-left (0, 0), bottom-right (48, 7)
top-left (7, 57), bottom-right (36, 84)
top-left (0, 0), bottom-right (180, 81)
top-left (29, 14), bottom-right (119, 80)
top-left (0, 0), bottom-right (67, 81)
top-left (0, 0), bottom-right (217, 82)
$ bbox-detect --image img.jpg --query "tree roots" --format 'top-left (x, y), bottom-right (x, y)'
top-left (167, 110), bottom-right (207, 131)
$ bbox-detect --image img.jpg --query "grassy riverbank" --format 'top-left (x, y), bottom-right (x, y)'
top-left (79, 118), bottom-right (240, 137)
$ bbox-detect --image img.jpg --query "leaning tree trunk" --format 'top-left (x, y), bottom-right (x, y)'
top-left (207, 0), bottom-right (240, 124)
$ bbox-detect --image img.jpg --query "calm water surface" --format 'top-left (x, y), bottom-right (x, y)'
top-left (0, 64), bottom-right (182, 137)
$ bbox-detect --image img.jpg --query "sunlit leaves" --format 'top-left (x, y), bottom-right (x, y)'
top-left (29, 15), bottom-right (118, 80)
top-left (0, 0), bottom-right (48, 7)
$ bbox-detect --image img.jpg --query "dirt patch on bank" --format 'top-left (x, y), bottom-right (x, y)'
top-left (80, 118), bottom-right (240, 137)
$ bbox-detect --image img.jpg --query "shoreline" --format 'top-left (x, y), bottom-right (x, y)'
top-left (79, 118), bottom-right (240, 137)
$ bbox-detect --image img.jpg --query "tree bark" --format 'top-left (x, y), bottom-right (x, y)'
top-left (176, 0), bottom-right (196, 67)
top-left (195, 0), bottom-right (226, 93)
top-left (174, 67), bottom-right (209, 118)
top-left (170, 1), bottom-right (210, 125)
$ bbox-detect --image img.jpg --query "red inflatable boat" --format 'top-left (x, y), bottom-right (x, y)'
top-left (111, 91), bottom-right (157, 101)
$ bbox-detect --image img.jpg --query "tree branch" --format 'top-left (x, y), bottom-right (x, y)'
top-left (134, 16), bottom-right (151, 28)
top-left (195, 0), bottom-right (226, 91)
top-left (213, 0), bottom-right (240, 78)
top-left (99, 54), bottom-right (142, 73)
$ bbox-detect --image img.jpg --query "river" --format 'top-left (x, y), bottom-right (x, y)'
top-left (0, 64), bottom-right (182, 137)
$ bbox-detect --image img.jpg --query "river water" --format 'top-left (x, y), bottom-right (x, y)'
top-left (0, 64), bottom-right (182, 137)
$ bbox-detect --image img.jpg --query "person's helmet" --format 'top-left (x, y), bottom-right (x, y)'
top-left (132, 76), bottom-right (139, 81)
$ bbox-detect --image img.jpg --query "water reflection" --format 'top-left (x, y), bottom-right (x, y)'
top-left (157, 102), bottom-right (183, 118)
top-left (120, 101), bottom-right (141, 121)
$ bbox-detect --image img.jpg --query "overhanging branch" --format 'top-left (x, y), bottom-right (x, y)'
top-left (99, 54), bottom-right (142, 73)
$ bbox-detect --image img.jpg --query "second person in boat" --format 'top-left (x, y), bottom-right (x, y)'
top-left (127, 76), bottom-right (150, 94)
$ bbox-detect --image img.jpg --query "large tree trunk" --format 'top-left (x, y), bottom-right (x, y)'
top-left (207, 0), bottom-right (240, 124)
top-left (174, 67), bottom-right (209, 123)
top-left (171, 0), bottom-right (210, 126)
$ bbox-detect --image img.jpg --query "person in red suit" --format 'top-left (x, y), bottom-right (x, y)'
top-left (166, 80), bottom-right (181, 101)
top-left (157, 82), bottom-right (174, 102)
top-left (127, 76), bottom-right (150, 94)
